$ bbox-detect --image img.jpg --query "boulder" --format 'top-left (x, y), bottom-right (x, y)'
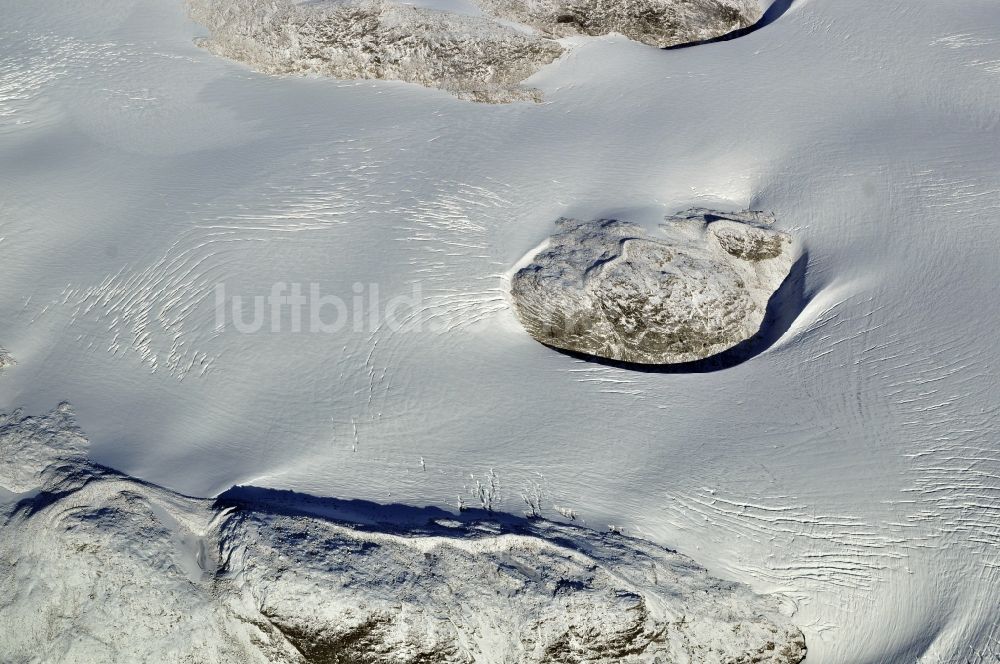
top-left (510, 209), bottom-right (797, 364)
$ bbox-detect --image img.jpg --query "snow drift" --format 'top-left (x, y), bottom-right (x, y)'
top-left (509, 211), bottom-right (796, 364)
top-left (0, 405), bottom-right (806, 663)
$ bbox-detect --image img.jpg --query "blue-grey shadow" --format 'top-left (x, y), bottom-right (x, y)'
top-left (663, 0), bottom-right (796, 50)
top-left (214, 485), bottom-right (651, 556)
top-left (214, 485), bottom-right (609, 548)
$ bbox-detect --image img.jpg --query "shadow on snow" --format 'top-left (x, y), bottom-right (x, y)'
top-left (214, 485), bottom-right (635, 551)
top-left (663, 0), bottom-right (796, 50)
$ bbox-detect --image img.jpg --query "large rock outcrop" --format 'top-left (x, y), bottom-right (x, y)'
top-left (0, 405), bottom-right (807, 663)
top-left (475, 0), bottom-right (762, 48)
top-left (187, 0), bottom-right (565, 103)
top-left (510, 209), bottom-right (797, 364)
top-left (187, 0), bottom-right (762, 101)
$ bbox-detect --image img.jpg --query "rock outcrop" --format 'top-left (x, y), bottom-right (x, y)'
top-left (0, 405), bottom-right (807, 663)
top-left (0, 347), bottom-right (13, 373)
top-left (475, 0), bottom-right (762, 48)
top-left (510, 210), bottom-right (797, 364)
top-left (187, 0), bottom-right (565, 103)
top-left (187, 0), bottom-right (761, 101)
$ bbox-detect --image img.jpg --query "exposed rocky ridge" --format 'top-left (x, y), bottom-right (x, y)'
top-left (186, 0), bottom-right (761, 101)
top-left (0, 405), bottom-right (806, 663)
top-left (0, 347), bottom-right (12, 373)
top-left (509, 210), bottom-right (796, 364)
top-left (187, 0), bottom-right (565, 102)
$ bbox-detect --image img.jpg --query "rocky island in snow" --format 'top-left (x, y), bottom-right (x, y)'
top-left (187, 0), bottom-right (760, 101)
top-left (187, 0), bottom-right (565, 102)
top-left (474, 0), bottom-right (761, 48)
top-left (509, 210), bottom-right (797, 365)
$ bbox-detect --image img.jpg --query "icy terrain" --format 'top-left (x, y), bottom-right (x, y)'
top-left (0, 406), bottom-right (806, 663)
top-left (2, 0), bottom-right (1000, 661)
top-left (509, 211), bottom-right (795, 364)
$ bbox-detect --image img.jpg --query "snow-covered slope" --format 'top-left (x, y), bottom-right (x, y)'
top-left (2, 0), bottom-right (1000, 661)
top-left (0, 406), bottom-right (806, 663)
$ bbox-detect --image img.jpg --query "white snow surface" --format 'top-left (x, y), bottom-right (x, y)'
top-left (2, 0), bottom-right (1000, 661)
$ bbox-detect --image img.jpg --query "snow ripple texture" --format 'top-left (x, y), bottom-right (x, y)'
top-left (0, 406), bottom-right (805, 663)
top-left (509, 210), bottom-right (796, 365)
